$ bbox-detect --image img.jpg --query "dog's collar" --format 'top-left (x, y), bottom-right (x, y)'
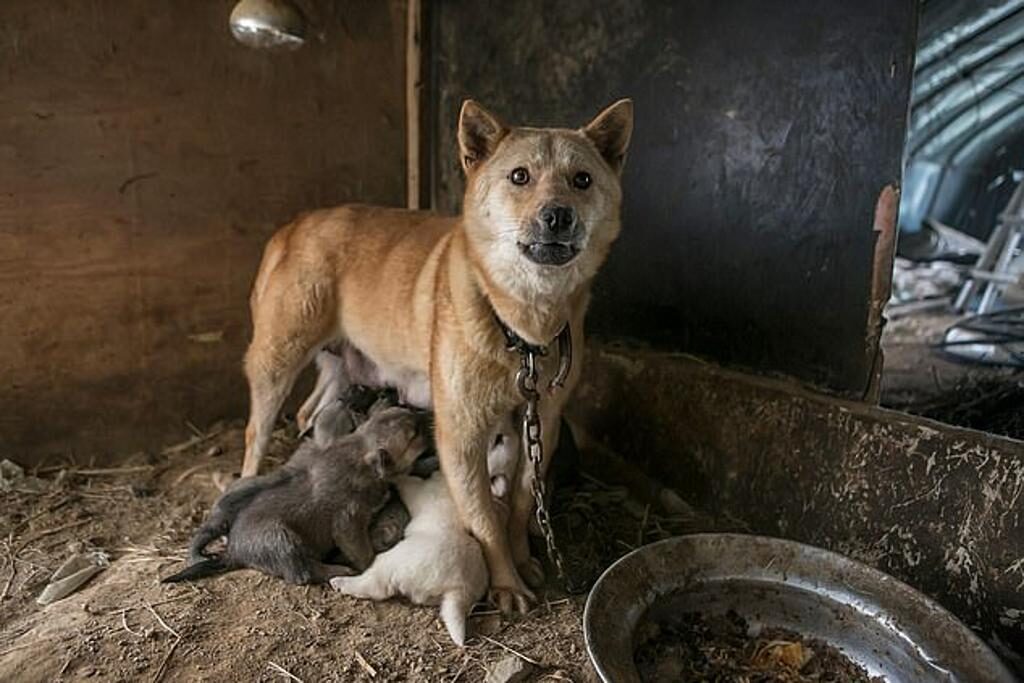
top-left (492, 311), bottom-right (573, 391)
top-left (493, 312), bottom-right (549, 356)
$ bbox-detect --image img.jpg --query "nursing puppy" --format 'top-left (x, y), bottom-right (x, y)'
top-left (242, 98), bottom-right (633, 612)
top-left (487, 411), bottom-right (519, 509)
top-left (163, 404), bottom-right (428, 585)
top-left (330, 471), bottom-right (488, 646)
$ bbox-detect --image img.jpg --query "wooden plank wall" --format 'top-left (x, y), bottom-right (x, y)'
top-left (0, 1), bottom-right (408, 465)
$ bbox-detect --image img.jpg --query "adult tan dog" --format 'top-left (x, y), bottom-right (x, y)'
top-left (241, 98), bottom-right (633, 612)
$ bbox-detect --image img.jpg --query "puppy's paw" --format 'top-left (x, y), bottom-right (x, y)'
top-left (329, 576), bottom-right (351, 592)
top-left (325, 565), bottom-right (357, 580)
top-left (517, 556), bottom-right (545, 589)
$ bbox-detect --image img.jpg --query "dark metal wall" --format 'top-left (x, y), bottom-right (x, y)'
top-left (431, 0), bottom-right (917, 396)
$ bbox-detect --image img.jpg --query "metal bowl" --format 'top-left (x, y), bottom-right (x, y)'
top-left (584, 534), bottom-right (1014, 682)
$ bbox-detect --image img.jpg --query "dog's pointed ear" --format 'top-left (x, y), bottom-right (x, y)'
top-left (366, 448), bottom-right (392, 479)
top-left (582, 98), bottom-right (634, 173)
top-left (458, 99), bottom-right (507, 173)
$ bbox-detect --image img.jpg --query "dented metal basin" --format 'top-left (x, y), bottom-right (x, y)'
top-left (584, 534), bottom-right (1014, 683)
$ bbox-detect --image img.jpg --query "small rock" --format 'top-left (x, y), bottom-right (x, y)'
top-left (485, 655), bottom-right (535, 683)
top-left (0, 459), bottom-right (25, 486)
top-left (0, 458), bottom-right (47, 493)
top-left (205, 445), bottom-right (223, 458)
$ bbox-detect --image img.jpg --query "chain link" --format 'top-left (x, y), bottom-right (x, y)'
top-left (498, 318), bottom-right (580, 592)
top-left (515, 346), bottom-right (573, 589)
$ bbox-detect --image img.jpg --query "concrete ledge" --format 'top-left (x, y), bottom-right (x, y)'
top-left (571, 344), bottom-right (1024, 669)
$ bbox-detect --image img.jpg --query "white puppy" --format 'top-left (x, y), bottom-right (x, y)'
top-left (330, 470), bottom-right (488, 646)
top-left (487, 410), bottom-right (520, 504)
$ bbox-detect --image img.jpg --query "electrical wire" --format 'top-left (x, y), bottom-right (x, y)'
top-left (936, 304), bottom-right (1024, 366)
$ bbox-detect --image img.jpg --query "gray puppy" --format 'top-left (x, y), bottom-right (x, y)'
top-left (163, 403), bottom-right (429, 585)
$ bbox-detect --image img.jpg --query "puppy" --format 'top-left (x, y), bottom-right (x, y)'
top-left (242, 99), bottom-right (633, 612)
top-left (163, 405), bottom-right (428, 584)
top-left (297, 348), bottom-right (430, 435)
top-left (487, 411), bottom-right (519, 506)
top-left (330, 471), bottom-right (488, 646)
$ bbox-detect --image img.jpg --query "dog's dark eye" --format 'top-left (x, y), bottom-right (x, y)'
top-left (509, 167), bottom-right (530, 185)
top-left (572, 171), bottom-right (592, 190)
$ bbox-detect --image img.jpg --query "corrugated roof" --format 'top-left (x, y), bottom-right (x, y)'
top-left (901, 0), bottom-right (1024, 232)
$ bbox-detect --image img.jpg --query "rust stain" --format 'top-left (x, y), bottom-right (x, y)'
top-left (863, 184), bottom-right (900, 403)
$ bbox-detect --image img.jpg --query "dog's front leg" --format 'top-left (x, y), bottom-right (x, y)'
top-left (507, 316), bottom-right (584, 588)
top-left (507, 407), bottom-right (563, 588)
top-left (433, 395), bottom-right (533, 615)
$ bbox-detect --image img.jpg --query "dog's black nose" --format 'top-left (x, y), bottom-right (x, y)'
top-left (538, 205), bottom-right (577, 241)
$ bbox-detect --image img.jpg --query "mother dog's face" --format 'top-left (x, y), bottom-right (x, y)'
top-left (458, 99), bottom-right (633, 295)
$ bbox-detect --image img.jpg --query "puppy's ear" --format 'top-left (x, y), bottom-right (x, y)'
top-left (312, 402), bottom-right (355, 448)
top-left (458, 99), bottom-right (508, 173)
top-left (366, 448), bottom-right (392, 479)
top-left (582, 98), bottom-right (634, 173)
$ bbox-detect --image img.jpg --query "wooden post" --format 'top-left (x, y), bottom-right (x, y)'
top-left (406, 0), bottom-right (423, 210)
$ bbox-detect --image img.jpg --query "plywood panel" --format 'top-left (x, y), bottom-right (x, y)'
top-left (0, 0), bottom-right (407, 464)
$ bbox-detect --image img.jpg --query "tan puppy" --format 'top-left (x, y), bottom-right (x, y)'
top-left (242, 98), bottom-right (633, 612)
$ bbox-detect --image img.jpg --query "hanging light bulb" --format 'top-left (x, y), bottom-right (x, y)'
top-left (229, 0), bottom-right (306, 50)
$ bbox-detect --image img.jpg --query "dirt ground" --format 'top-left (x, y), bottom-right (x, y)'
top-left (0, 422), bottom-right (704, 682)
top-left (880, 310), bottom-right (1024, 439)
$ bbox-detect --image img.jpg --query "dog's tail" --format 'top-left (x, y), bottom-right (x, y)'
top-left (161, 557), bottom-right (230, 583)
top-left (439, 590), bottom-right (474, 647)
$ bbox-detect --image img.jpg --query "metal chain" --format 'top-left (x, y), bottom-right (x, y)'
top-left (515, 346), bottom-right (572, 588)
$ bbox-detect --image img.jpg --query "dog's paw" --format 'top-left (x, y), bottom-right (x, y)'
top-left (517, 557), bottom-right (546, 589)
top-left (329, 576), bottom-right (351, 592)
top-left (488, 583), bottom-right (534, 616)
